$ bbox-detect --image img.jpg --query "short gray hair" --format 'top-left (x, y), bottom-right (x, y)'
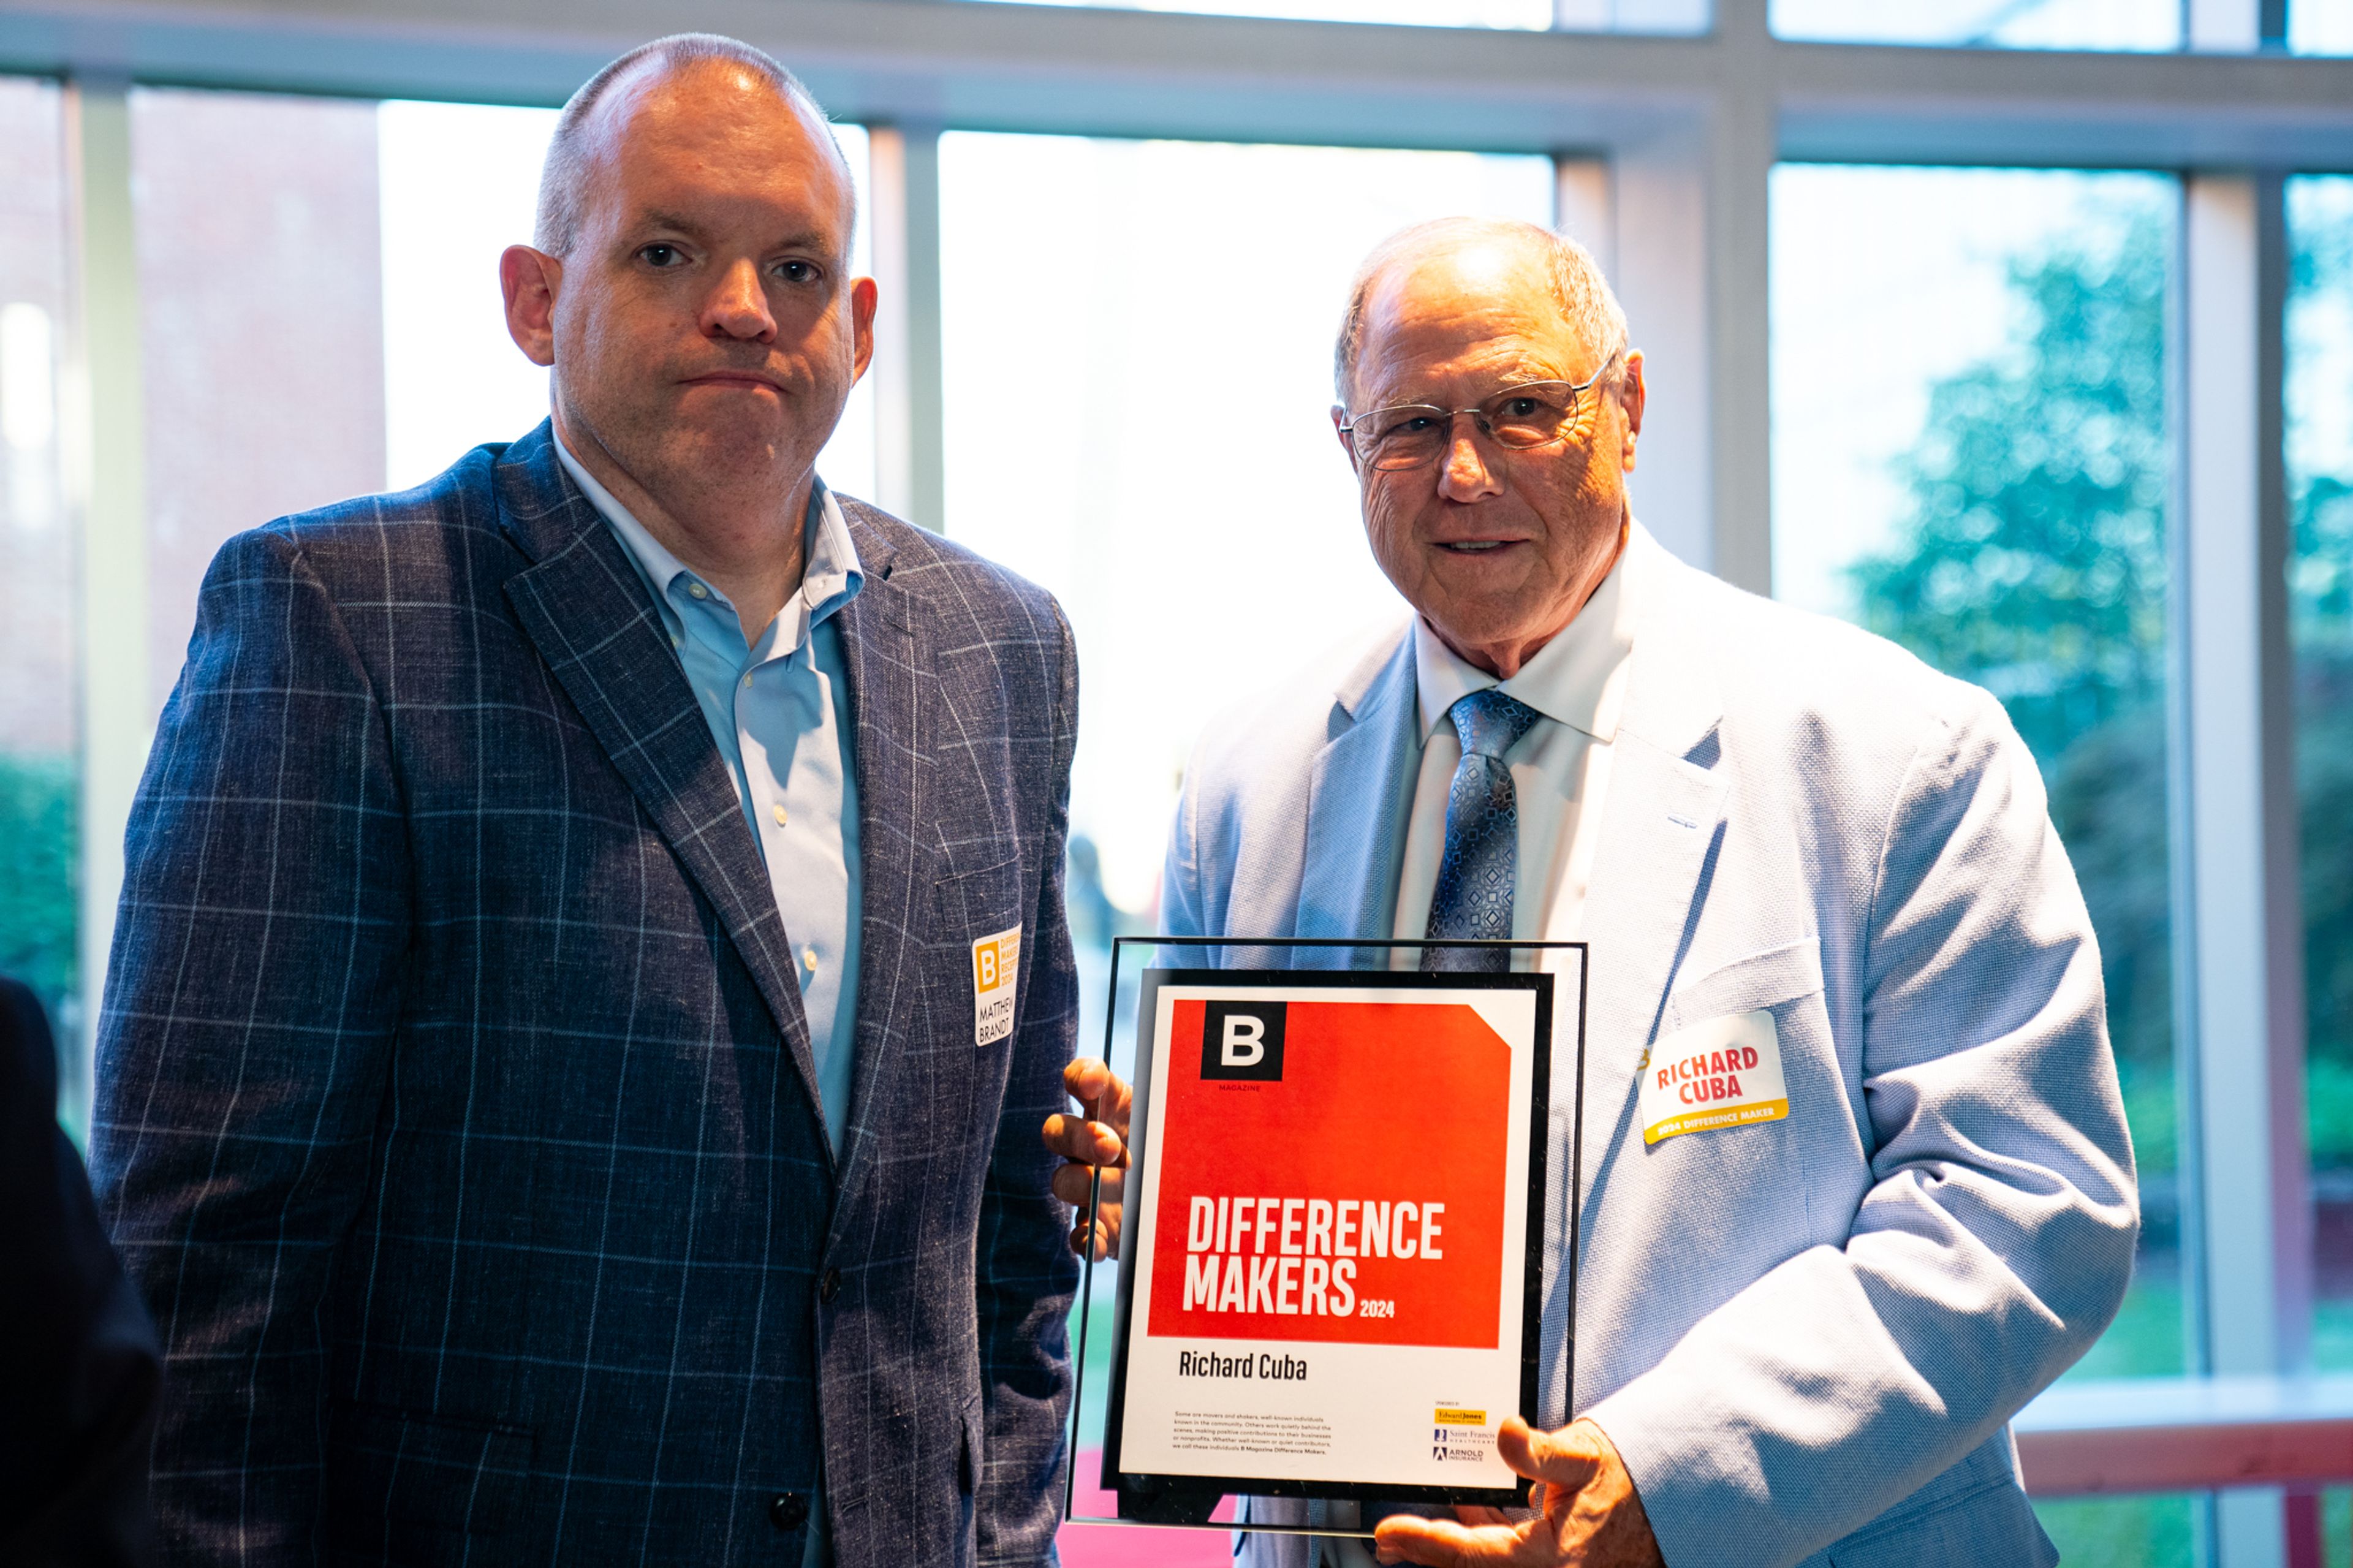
top-left (1333, 218), bottom-right (1629, 406)
top-left (534, 32), bottom-right (852, 257)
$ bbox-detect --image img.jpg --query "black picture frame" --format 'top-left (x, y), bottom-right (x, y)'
top-left (1063, 936), bottom-right (1590, 1536)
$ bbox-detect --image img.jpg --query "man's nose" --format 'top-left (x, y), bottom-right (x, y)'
top-left (1436, 415), bottom-right (1502, 502)
top-left (703, 259), bottom-right (776, 342)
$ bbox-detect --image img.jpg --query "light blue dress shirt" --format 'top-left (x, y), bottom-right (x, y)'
top-left (555, 439), bottom-right (864, 1157)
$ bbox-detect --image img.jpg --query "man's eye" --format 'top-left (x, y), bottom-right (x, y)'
top-left (775, 260), bottom-right (820, 284)
top-left (638, 244), bottom-right (685, 268)
top-left (1501, 398), bottom-right (1543, 418)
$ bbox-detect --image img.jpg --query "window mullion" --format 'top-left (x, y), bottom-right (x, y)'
top-left (59, 74), bottom-right (148, 1138)
top-left (2178, 165), bottom-right (2307, 1567)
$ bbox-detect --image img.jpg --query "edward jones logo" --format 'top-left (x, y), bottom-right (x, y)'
top-left (1200, 1001), bottom-right (1286, 1082)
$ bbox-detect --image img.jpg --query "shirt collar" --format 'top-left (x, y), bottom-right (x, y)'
top-left (555, 433), bottom-right (863, 655)
top-left (1412, 524), bottom-right (1639, 746)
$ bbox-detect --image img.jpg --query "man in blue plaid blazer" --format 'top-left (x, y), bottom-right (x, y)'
top-left (91, 35), bottom-right (1077, 1567)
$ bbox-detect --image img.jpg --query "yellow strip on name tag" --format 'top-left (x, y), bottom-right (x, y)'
top-left (972, 924), bottom-right (1021, 1047)
top-left (1638, 1009), bottom-right (1789, 1146)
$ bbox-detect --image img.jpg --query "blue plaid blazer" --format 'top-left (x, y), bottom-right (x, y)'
top-left (91, 423), bottom-right (1081, 1567)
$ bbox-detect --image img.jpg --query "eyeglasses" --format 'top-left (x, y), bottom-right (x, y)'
top-left (1339, 348), bottom-right (1624, 472)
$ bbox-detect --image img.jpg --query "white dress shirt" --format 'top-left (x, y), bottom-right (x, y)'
top-left (1390, 532), bottom-right (1639, 960)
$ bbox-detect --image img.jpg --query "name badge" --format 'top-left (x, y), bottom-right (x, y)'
top-left (1638, 1009), bottom-right (1788, 1146)
top-left (972, 924), bottom-right (1021, 1047)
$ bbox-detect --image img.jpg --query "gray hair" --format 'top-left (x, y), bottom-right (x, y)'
top-left (534, 32), bottom-right (853, 258)
top-left (1333, 218), bottom-right (1629, 406)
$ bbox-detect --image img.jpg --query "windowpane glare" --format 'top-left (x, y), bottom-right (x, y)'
top-left (2288, 173), bottom-right (2353, 1369)
top-left (0, 77), bottom-right (77, 1119)
top-left (379, 100), bottom-right (558, 490)
top-left (942, 132), bottom-right (1552, 936)
top-left (1770, 165), bottom-right (2182, 1393)
top-left (2294, 0), bottom-right (2353, 53)
top-left (1771, 0), bottom-right (2181, 50)
top-left (132, 88), bottom-right (388, 730)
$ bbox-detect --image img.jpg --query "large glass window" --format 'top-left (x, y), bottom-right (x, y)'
top-left (1771, 164), bottom-right (2181, 1386)
top-left (1771, 0), bottom-right (2181, 50)
top-left (2289, 172), bottom-right (2353, 1371)
top-left (0, 77), bottom-right (75, 1120)
top-left (131, 88), bottom-right (392, 728)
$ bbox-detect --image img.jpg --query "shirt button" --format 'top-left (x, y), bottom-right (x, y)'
top-left (818, 1267), bottom-right (841, 1304)
top-left (687, 582), bottom-right (709, 600)
top-left (768, 1491), bottom-right (809, 1531)
top-left (670, 634), bottom-right (681, 649)
top-left (742, 673), bottom-right (754, 689)
top-left (773, 804), bottom-right (789, 827)
top-left (803, 946), bottom-right (819, 974)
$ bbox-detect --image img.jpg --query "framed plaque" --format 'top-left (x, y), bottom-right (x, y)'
top-left (1064, 937), bottom-right (1588, 1539)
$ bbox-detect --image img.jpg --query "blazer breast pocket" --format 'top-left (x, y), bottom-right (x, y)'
top-left (933, 854), bottom-right (1025, 944)
top-left (325, 1399), bottom-right (534, 1559)
top-left (1661, 936), bottom-right (1824, 1038)
top-left (1639, 937), bottom-right (1835, 1256)
top-left (930, 855), bottom-right (1028, 1058)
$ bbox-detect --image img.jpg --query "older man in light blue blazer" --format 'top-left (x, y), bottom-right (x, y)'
top-left (1046, 217), bottom-right (2136, 1568)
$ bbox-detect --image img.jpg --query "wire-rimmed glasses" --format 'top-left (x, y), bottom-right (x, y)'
top-left (1339, 347), bottom-right (1624, 472)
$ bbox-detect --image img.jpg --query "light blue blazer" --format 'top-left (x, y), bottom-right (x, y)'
top-left (1161, 525), bottom-right (2137, 1568)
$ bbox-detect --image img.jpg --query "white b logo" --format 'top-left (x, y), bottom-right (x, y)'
top-left (1221, 1015), bottom-right (1266, 1067)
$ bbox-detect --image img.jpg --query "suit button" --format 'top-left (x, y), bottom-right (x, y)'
top-left (768, 1491), bottom-right (809, 1531)
top-left (819, 1267), bottom-right (841, 1304)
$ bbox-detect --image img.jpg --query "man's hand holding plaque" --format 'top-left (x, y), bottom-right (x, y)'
top-left (1372, 1417), bottom-right (1662, 1568)
top-left (1045, 1057), bottom-right (1129, 1261)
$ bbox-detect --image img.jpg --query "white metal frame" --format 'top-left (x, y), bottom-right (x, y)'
top-left (6, 1), bottom-right (2351, 1561)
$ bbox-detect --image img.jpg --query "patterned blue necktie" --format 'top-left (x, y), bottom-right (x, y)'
top-left (1422, 689), bottom-right (1542, 974)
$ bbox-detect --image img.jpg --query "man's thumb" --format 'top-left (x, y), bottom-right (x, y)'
top-left (1498, 1416), bottom-right (1602, 1491)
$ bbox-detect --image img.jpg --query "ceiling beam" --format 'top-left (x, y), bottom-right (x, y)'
top-left (2, 0), bottom-right (2350, 167)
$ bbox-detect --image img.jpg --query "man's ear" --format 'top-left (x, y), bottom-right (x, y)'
top-left (1332, 404), bottom-right (1362, 472)
top-left (501, 244), bottom-right (562, 369)
top-left (849, 275), bottom-right (879, 384)
top-left (1616, 348), bottom-right (1646, 472)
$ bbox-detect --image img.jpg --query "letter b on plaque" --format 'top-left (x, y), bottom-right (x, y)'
top-left (1201, 1001), bottom-right (1286, 1082)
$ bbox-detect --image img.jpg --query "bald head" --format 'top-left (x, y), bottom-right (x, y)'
top-left (1333, 218), bottom-right (1626, 408)
top-left (535, 33), bottom-right (854, 259)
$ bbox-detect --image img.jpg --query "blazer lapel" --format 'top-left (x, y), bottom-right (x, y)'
top-left (493, 426), bottom-right (827, 1135)
top-left (1294, 627), bottom-right (1420, 969)
top-left (1571, 534), bottom-right (1730, 1191)
top-left (816, 506), bottom-right (917, 1228)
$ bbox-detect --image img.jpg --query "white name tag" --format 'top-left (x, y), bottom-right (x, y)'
top-left (1637, 1009), bottom-right (1789, 1146)
top-left (972, 924), bottom-right (1021, 1047)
